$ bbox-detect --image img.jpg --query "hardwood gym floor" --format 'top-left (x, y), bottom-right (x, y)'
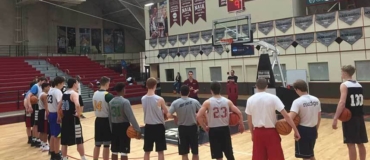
top-left (1, 104), bottom-right (370, 160)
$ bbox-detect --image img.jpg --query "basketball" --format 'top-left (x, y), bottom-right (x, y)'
top-left (126, 126), bottom-right (140, 139)
top-left (339, 108), bottom-right (352, 122)
top-left (275, 119), bottom-right (292, 135)
top-left (30, 95), bottom-right (38, 105)
top-left (229, 112), bottom-right (240, 126)
top-left (197, 114), bottom-right (207, 126)
top-left (293, 115), bottom-right (300, 126)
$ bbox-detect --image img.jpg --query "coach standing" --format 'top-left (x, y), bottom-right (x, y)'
top-left (183, 71), bottom-right (199, 101)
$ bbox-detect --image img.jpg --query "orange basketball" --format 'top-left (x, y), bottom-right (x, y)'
top-left (30, 95), bottom-right (38, 105)
top-left (229, 112), bottom-right (240, 126)
top-left (293, 115), bottom-right (300, 126)
top-left (197, 114), bottom-right (207, 126)
top-left (126, 126), bottom-right (140, 139)
top-left (275, 119), bottom-right (292, 135)
top-left (339, 108), bottom-right (352, 122)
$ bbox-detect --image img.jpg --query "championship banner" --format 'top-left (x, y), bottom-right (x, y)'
top-left (276, 35), bottom-right (294, 50)
top-left (169, 48), bottom-right (179, 58)
top-left (157, 1), bottom-right (168, 38)
top-left (189, 32), bottom-right (200, 43)
top-left (315, 12), bottom-right (336, 28)
top-left (158, 37), bottom-right (167, 47)
top-left (57, 26), bottom-right (67, 54)
top-left (178, 47), bottom-right (189, 57)
top-left (339, 8), bottom-right (361, 25)
top-left (219, 0), bottom-right (226, 6)
top-left (178, 34), bottom-right (188, 45)
top-left (181, 0), bottom-right (193, 25)
top-left (340, 27), bottom-right (363, 45)
top-left (149, 38), bottom-right (157, 48)
top-left (201, 30), bottom-right (212, 42)
top-left (148, 3), bottom-right (159, 39)
top-left (365, 7), bottom-right (370, 19)
top-left (295, 33), bottom-right (314, 48)
top-left (190, 45), bottom-right (200, 57)
top-left (158, 49), bottom-right (168, 59)
top-left (103, 29), bottom-right (114, 53)
top-left (168, 36), bottom-right (177, 46)
top-left (258, 21), bottom-right (273, 35)
top-left (201, 44), bottom-right (213, 56)
top-left (169, 0), bottom-right (181, 27)
top-left (193, 0), bottom-right (206, 23)
top-left (242, 23), bottom-right (256, 36)
top-left (259, 37), bottom-right (275, 46)
top-left (215, 28), bottom-right (226, 40)
top-left (275, 18), bottom-right (292, 33)
top-left (295, 15), bottom-right (313, 31)
top-left (214, 45), bottom-right (223, 55)
top-left (316, 30), bottom-right (337, 47)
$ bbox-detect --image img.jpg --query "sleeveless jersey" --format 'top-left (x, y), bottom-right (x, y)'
top-left (62, 90), bottom-right (77, 117)
top-left (344, 80), bottom-right (364, 116)
top-left (48, 88), bottom-right (63, 113)
top-left (141, 95), bottom-right (165, 124)
top-left (93, 90), bottom-right (110, 118)
top-left (207, 96), bottom-right (230, 128)
top-left (38, 92), bottom-right (47, 110)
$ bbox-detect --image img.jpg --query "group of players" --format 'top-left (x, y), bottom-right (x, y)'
top-left (23, 64), bottom-right (367, 160)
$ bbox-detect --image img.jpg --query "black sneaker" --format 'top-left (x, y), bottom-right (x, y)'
top-left (27, 139), bottom-right (32, 144)
top-left (31, 141), bottom-right (41, 147)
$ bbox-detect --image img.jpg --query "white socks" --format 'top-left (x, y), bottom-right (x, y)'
top-left (81, 155), bottom-right (87, 160)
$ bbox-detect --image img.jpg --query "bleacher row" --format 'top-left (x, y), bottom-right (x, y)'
top-left (0, 56), bottom-right (147, 113)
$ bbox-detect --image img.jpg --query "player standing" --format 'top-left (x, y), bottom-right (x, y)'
top-left (246, 78), bottom-right (300, 160)
top-left (92, 76), bottom-right (114, 160)
top-left (142, 77), bottom-right (168, 160)
top-left (167, 85), bottom-right (201, 160)
top-left (332, 65), bottom-right (367, 160)
top-left (38, 83), bottom-right (51, 152)
top-left (197, 81), bottom-right (244, 160)
top-left (109, 82), bottom-right (141, 160)
top-left (24, 81), bottom-right (37, 144)
top-left (183, 71), bottom-right (199, 101)
top-left (288, 80), bottom-right (321, 160)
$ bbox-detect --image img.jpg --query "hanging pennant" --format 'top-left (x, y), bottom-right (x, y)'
top-left (295, 33), bottom-right (314, 48)
top-left (190, 45), bottom-right (200, 57)
top-left (168, 36), bottom-right (177, 46)
top-left (295, 15), bottom-right (313, 31)
top-left (275, 18), bottom-right (292, 33)
top-left (241, 23), bottom-right (256, 37)
top-left (158, 49), bottom-right (168, 59)
top-left (178, 47), bottom-right (189, 58)
top-left (365, 7), bottom-right (370, 19)
top-left (339, 8), bottom-right (361, 25)
top-left (189, 32), bottom-right (200, 43)
top-left (193, 0), bottom-right (206, 23)
top-left (258, 21), bottom-right (273, 35)
top-left (316, 30), bottom-right (337, 47)
top-left (315, 12), bottom-right (336, 28)
top-left (181, 0), bottom-right (193, 25)
top-left (169, 48), bottom-right (178, 59)
top-left (215, 28), bottom-right (226, 40)
top-left (276, 35), bottom-right (294, 50)
top-left (201, 30), bottom-right (212, 42)
top-left (214, 45), bottom-right (223, 55)
top-left (158, 37), bottom-right (167, 47)
top-left (340, 27), bottom-right (363, 45)
top-left (149, 38), bottom-right (157, 48)
top-left (201, 44), bottom-right (213, 56)
top-left (169, 0), bottom-right (181, 27)
top-left (178, 34), bottom-right (188, 45)
top-left (259, 37), bottom-right (275, 46)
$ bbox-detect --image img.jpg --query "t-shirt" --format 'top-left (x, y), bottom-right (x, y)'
top-left (227, 76), bottom-right (238, 83)
top-left (109, 96), bottom-right (141, 132)
top-left (142, 95), bottom-right (165, 125)
top-left (169, 97), bottom-right (201, 126)
top-left (245, 92), bottom-right (285, 128)
top-left (290, 94), bottom-right (321, 127)
top-left (183, 79), bottom-right (199, 98)
top-left (93, 90), bottom-right (114, 118)
top-left (48, 88), bottom-right (63, 113)
top-left (30, 84), bottom-right (42, 97)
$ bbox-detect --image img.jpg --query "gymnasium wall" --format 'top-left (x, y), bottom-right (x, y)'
top-left (0, 0), bottom-right (16, 45)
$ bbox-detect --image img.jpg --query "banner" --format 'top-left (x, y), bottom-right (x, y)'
top-left (113, 29), bottom-right (125, 52)
top-left (169, 48), bottom-right (178, 58)
top-left (193, 0), bottom-right (206, 23)
top-left (201, 30), bottom-right (212, 42)
top-left (214, 45), bottom-right (223, 55)
top-left (295, 33), bottom-right (314, 48)
top-left (148, 3), bottom-right (159, 38)
top-left (158, 37), bottom-right (167, 47)
top-left (275, 18), bottom-right (292, 33)
top-left (201, 44), bottom-right (213, 56)
top-left (57, 26), bottom-right (67, 54)
top-left (190, 45), bottom-right (200, 57)
top-left (315, 12), bottom-right (336, 28)
top-left (149, 38), bottom-right (157, 48)
top-left (295, 15), bottom-right (313, 31)
top-left (215, 28), bottom-right (226, 40)
top-left (365, 7), bottom-right (370, 19)
top-left (67, 27), bottom-right (76, 54)
top-left (258, 21), bottom-right (273, 35)
top-left (219, 0), bottom-right (226, 6)
top-left (179, 47), bottom-right (189, 57)
top-left (91, 29), bottom-right (102, 53)
top-left (169, 0), bottom-right (181, 27)
top-left (339, 8), bottom-right (361, 25)
top-left (306, 0), bottom-right (336, 5)
top-left (340, 27), bottom-right (362, 45)
top-left (79, 28), bottom-right (90, 54)
top-left (259, 37), bottom-right (275, 46)
top-left (276, 35), bottom-right (294, 50)
top-left (168, 36), bottom-right (177, 46)
top-left (159, 49), bottom-right (168, 59)
top-left (178, 34), bottom-right (188, 45)
top-left (103, 29), bottom-right (114, 53)
top-left (181, 0), bottom-right (193, 25)
top-left (316, 30), bottom-right (337, 47)
top-left (189, 32), bottom-right (200, 43)
top-left (158, 1), bottom-right (168, 37)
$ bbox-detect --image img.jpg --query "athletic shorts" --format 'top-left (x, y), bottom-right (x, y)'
top-left (252, 127), bottom-right (284, 160)
top-left (94, 117), bottom-right (111, 145)
top-left (178, 125), bottom-right (198, 155)
top-left (295, 125), bottom-right (317, 158)
top-left (31, 104), bottom-right (39, 126)
top-left (143, 124), bottom-right (166, 152)
top-left (37, 109), bottom-right (49, 133)
top-left (342, 115), bottom-right (368, 144)
top-left (209, 126), bottom-right (234, 160)
top-left (49, 112), bottom-right (61, 137)
top-left (111, 122), bottom-right (131, 153)
top-left (25, 110), bottom-right (32, 128)
top-left (61, 115), bottom-right (84, 146)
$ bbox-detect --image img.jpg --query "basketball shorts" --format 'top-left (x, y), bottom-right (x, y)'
top-left (37, 109), bottom-right (49, 133)
top-left (208, 126), bottom-right (234, 160)
top-left (143, 124), bottom-right (166, 152)
top-left (25, 110), bottom-right (32, 128)
top-left (61, 115), bottom-right (84, 146)
top-left (178, 125), bottom-right (198, 155)
top-left (295, 125), bottom-right (317, 159)
top-left (31, 104), bottom-right (39, 126)
top-left (94, 117), bottom-right (111, 145)
top-left (111, 122), bottom-right (131, 153)
top-left (342, 115), bottom-right (368, 144)
top-left (49, 112), bottom-right (61, 137)
top-left (252, 127), bottom-right (284, 160)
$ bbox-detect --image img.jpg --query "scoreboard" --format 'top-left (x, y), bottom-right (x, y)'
top-left (227, 0), bottom-right (245, 13)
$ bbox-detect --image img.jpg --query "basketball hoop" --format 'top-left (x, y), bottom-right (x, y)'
top-left (219, 38), bottom-right (233, 52)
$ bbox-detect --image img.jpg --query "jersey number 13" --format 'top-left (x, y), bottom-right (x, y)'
top-left (350, 94), bottom-right (363, 107)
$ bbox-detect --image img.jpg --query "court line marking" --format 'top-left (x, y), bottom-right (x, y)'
top-left (233, 150), bottom-right (252, 156)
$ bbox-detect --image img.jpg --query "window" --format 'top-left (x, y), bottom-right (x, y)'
top-left (165, 69), bottom-right (174, 81)
top-left (186, 68), bottom-right (197, 80)
top-left (210, 67), bottom-right (222, 81)
top-left (273, 64), bottom-right (287, 82)
top-left (308, 62), bottom-right (329, 81)
top-left (355, 61), bottom-right (370, 81)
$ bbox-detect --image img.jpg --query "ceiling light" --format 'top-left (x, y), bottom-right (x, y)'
top-left (145, 2), bottom-right (154, 6)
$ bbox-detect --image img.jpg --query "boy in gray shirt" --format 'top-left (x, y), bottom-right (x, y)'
top-left (167, 85), bottom-right (201, 160)
top-left (109, 82), bottom-right (141, 160)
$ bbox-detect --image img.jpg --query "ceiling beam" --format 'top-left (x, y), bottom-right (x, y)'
top-left (117, 0), bottom-right (145, 29)
top-left (103, 8), bottom-right (128, 16)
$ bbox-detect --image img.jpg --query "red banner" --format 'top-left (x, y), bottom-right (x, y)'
top-left (169, 0), bottom-right (180, 27)
top-left (219, 0), bottom-right (226, 6)
top-left (181, 0), bottom-right (193, 25)
top-left (193, 0), bottom-right (206, 23)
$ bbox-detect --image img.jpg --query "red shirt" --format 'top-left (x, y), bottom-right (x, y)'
top-left (183, 79), bottom-right (199, 98)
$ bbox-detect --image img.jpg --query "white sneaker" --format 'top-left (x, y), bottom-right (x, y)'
top-left (42, 145), bottom-right (49, 152)
top-left (62, 157), bottom-right (68, 160)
